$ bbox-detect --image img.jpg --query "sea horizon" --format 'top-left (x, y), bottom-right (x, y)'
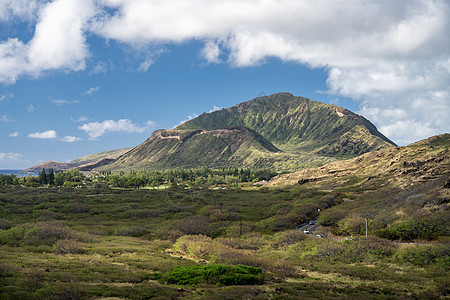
top-left (0, 170), bottom-right (38, 177)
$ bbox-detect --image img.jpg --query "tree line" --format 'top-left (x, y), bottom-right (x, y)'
top-left (0, 167), bottom-right (279, 188)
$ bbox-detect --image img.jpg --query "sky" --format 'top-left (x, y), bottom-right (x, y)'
top-left (0, 0), bottom-right (449, 169)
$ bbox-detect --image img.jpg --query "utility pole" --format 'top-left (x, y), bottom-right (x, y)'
top-left (365, 218), bottom-right (368, 240)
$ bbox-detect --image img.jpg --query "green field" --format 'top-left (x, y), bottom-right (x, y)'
top-left (0, 185), bottom-right (448, 299)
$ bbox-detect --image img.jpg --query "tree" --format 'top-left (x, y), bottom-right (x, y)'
top-left (39, 168), bottom-right (48, 185)
top-left (48, 169), bottom-right (55, 186)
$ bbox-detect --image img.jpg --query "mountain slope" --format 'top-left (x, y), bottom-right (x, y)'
top-left (269, 133), bottom-right (449, 189)
top-left (22, 148), bottom-right (132, 173)
top-left (97, 127), bottom-right (334, 172)
top-left (268, 134), bottom-right (449, 240)
top-left (176, 92), bottom-right (395, 156)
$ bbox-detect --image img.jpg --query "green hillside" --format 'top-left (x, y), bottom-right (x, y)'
top-left (98, 127), bottom-right (334, 172)
top-left (176, 92), bottom-right (395, 156)
top-left (269, 133), bottom-right (450, 239)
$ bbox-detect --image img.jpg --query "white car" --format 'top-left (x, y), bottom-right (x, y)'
top-left (303, 229), bottom-right (310, 234)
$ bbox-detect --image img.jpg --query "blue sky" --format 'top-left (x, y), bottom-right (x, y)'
top-left (1, 0), bottom-right (449, 169)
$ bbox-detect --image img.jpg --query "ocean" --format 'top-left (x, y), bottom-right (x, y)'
top-left (0, 170), bottom-right (38, 177)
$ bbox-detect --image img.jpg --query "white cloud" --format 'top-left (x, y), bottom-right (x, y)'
top-left (89, 61), bottom-right (108, 74)
top-left (176, 113), bottom-right (199, 127)
top-left (71, 116), bottom-right (89, 123)
top-left (90, 0), bottom-right (450, 144)
top-left (84, 86), bottom-right (99, 95)
top-left (27, 104), bottom-right (35, 112)
top-left (28, 130), bottom-right (57, 139)
top-left (0, 93), bottom-right (13, 103)
top-left (61, 135), bottom-right (82, 142)
top-left (51, 99), bottom-right (80, 105)
top-left (0, 152), bottom-right (23, 162)
top-left (0, 0), bottom-right (449, 144)
top-left (78, 119), bottom-right (155, 139)
top-left (209, 106), bottom-right (222, 113)
top-left (9, 131), bottom-right (18, 137)
top-left (201, 41), bottom-right (221, 64)
top-left (138, 57), bottom-right (154, 72)
top-left (0, 115), bottom-right (13, 122)
top-left (0, 0), bottom-right (42, 21)
top-left (0, 0), bottom-right (96, 83)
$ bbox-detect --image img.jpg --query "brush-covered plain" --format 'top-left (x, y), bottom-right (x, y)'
top-left (0, 184), bottom-right (448, 299)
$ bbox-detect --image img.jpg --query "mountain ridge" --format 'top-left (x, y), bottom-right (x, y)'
top-left (95, 127), bottom-right (334, 172)
top-left (22, 148), bottom-right (133, 173)
top-left (176, 92), bottom-right (395, 156)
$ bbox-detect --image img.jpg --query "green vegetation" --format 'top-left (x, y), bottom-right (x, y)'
top-left (1, 167), bottom-right (280, 189)
top-left (0, 134), bottom-right (447, 298)
top-left (176, 92), bottom-right (395, 155)
top-left (0, 182), bottom-right (448, 299)
top-left (162, 264), bottom-right (263, 286)
top-left (96, 127), bottom-right (334, 173)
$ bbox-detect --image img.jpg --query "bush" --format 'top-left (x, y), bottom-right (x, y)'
top-left (274, 230), bottom-right (306, 249)
top-left (162, 264), bottom-right (263, 286)
top-left (54, 239), bottom-right (84, 254)
top-left (394, 244), bottom-right (450, 267)
top-left (376, 215), bottom-right (447, 241)
top-left (0, 222), bottom-right (84, 246)
top-left (315, 237), bottom-right (395, 263)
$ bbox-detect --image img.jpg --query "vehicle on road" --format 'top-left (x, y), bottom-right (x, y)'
top-left (304, 229), bottom-right (310, 234)
top-left (309, 221), bottom-right (315, 225)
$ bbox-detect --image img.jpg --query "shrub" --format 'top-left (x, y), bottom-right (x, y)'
top-left (0, 225), bottom-right (27, 246)
top-left (173, 216), bottom-right (212, 236)
top-left (394, 244), bottom-right (450, 267)
top-left (24, 222), bottom-right (80, 246)
top-left (162, 264), bottom-right (263, 286)
top-left (0, 219), bottom-right (12, 230)
top-left (315, 237), bottom-right (395, 263)
top-left (54, 239), bottom-right (84, 254)
top-left (274, 230), bottom-right (306, 249)
top-left (0, 222), bottom-right (84, 246)
top-left (376, 215), bottom-right (447, 241)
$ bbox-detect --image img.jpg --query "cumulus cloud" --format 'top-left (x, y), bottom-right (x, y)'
top-left (1, 0), bottom-right (449, 144)
top-left (89, 61), bottom-right (109, 74)
top-left (71, 116), bottom-right (89, 123)
top-left (0, 0), bottom-right (96, 83)
top-left (9, 131), bottom-right (18, 137)
top-left (209, 106), bottom-right (222, 113)
top-left (0, 115), bottom-right (13, 122)
top-left (51, 99), bottom-right (80, 105)
top-left (0, 93), bottom-right (13, 103)
top-left (0, 0), bottom-right (42, 21)
top-left (91, 0), bottom-right (450, 144)
top-left (201, 41), bottom-right (221, 64)
top-left (61, 135), bottom-right (82, 142)
top-left (78, 119), bottom-right (155, 139)
top-left (27, 104), bottom-right (35, 112)
top-left (28, 130), bottom-right (57, 139)
top-left (0, 152), bottom-right (23, 162)
top-left (176, 113), bottom-right (199, 127)
top-left (84, 86), bottom-right (99, 95)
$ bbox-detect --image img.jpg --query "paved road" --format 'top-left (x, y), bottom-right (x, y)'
top-left (295, 218), bottom-right (320, 235)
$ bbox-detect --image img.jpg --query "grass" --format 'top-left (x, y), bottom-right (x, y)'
top-left (0, 185), bottom-right (448, 299)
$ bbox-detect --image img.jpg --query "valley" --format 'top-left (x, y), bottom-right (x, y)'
top-left (0, 133), bottom-right (448, 299)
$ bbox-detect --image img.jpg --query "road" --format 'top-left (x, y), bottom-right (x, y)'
top-left (295, 218), bottom-right (320, 235)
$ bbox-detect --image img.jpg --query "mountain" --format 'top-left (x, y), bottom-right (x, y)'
top-left (25, 92), bottom-right (396, 173)
top-left (94, 92), bottom-right (395, 172)
top-left (96, 127), bottom-right (334, 172)
top-left (176, 92), bottom-right (395, 156)
top-left (268, 133), bottom-right (449, 240)
top-left (269, 133), bottom-right (449, 188)
top-left (22, 148), bottom-right (132, 173)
